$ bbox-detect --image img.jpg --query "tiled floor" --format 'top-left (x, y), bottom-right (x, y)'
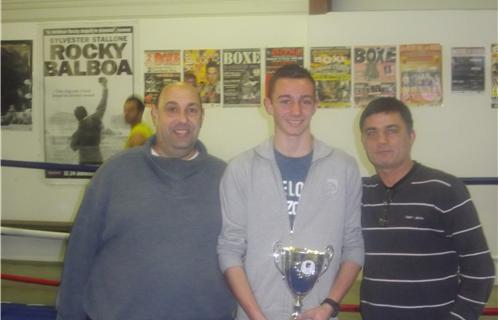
top-left (2, 260), bottom-right (497, 319)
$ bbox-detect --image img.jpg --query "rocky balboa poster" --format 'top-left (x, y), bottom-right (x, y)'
top-left (43, 25), bottom-right (134, 178)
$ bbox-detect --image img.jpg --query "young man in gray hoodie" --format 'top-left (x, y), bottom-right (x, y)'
top-left (218, 64), bottom-right (364, 320)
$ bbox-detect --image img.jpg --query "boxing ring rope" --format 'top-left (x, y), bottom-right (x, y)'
top-left (1, 227), bottom-right (69, 240)
top-left (2, 272), bottom-right (497, 315)
top-left (1, 159), bottom-right (99, 172)
top-left (1, 273), bottom-right (60, 287)
top-left (3, 159), bottom-right (498, 184)
top-left (2, 159), bottom-right (498, 315)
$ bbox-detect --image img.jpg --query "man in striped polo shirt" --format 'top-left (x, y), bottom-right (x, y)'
top-left (359, 97), bottom-right (495, 320)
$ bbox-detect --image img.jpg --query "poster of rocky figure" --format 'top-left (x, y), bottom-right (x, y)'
top-left (451, 47), bottom-right (485, 92)
top-left (265, 47), bottom-right (304, 97)
top-left (183, 49), bottom-right (221, 106)
top-left (310, 47), bottom-right (352, 108)
top-left (144, 50), bottom-right (181, 108)
top-left (1, 40), bottom-right (33, 130)
top-left (43, 25), bottom-right (134, 178)
top-left (492, 44), bottom-right (498, 108)
top-left (353, 46), bottom-right (396, 108)
top-left (223, 48), bottom-right (261, 107)
top-left (400, 44), bottom-right (443, 107)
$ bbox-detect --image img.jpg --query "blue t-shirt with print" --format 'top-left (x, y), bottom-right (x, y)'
top-left (274, 149), bottom-right (313, 233)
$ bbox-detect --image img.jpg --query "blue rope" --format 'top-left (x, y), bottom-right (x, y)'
top-left (2, 159), bottom-right (498, 185)
top-left (459, 177), bottom-right (498, 185)
top-left (1, 160), bottom-right (99, 173)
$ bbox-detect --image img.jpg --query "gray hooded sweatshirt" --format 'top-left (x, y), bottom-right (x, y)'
top-left (218, 138), bottom-right (364, 320)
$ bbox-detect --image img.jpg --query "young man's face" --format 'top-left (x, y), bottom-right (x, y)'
top-left (206, 66), bottom-right (219, 85)
top-left (152, 83), bottom-right (203, 159)
top-left (123, 100), bottom-right (142, 126)
top-left (361, 111), bottom-right (415, 172)
top-left (264, 77), bottom-right (317, 140)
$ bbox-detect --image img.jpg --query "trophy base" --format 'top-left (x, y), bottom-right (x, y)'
top-left (290, 297), bottom-right (302, 320)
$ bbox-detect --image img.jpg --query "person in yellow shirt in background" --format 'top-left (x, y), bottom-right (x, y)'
top-left (123, 95), bottom-right (154, 148)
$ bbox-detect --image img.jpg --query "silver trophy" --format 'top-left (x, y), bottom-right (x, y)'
top-left (273, 241), bottom-right (334, 320)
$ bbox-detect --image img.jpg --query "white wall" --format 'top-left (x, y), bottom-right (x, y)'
top-left (1, 12), bottom-right (497, 272)
top-left (306, 12), bottom-right (498, 273)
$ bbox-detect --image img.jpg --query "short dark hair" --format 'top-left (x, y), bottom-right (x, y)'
top-left (184, 72), bottom-right (197, 82)
top-left (206, 60), bottom-right (219, 71)
top-left (74, 106), bottom-right (87, 120)
top-left (125, 95), bottom-right (145, 113)
top-left (360, 97), bottom-right (413, 132)
top-left (267, 64), bottom-right (315, 98)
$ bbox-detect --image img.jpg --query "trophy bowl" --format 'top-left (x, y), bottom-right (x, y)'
top-left (273, 241), bottom-right (334, 320)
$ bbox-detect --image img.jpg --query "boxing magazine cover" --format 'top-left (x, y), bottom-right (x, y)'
top-left (310, 47), bottom-right (352, 108)
top-left (222, 48), bottom-right (261, 107)
top-left (451, 47), bottom-right (485, 92)
top-left (183, 49), bottom-right (221, 106)
top-left (265, 47), bottom-right (304, 97)
top-left (353, 45), bottom-right (397, 108)
top-left (399, 43), bottom-right (443, 107)
top-left (144, 50), bottom-right (181, 109)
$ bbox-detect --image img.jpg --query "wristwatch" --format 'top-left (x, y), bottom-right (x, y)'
top-left (321, 298), bottom-right (340, 318)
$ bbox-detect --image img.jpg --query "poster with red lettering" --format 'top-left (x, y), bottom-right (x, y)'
top-left (222, 48), bottom-right (261, 107)
top-left (265, 47), bottom-right (304, 97)
top-left (43, 25), bottom-right (135, 179)
top-left (144, 50), bottom-right (181, 109)
top-left (353, 45), bottom-right (397, 108)
top-left (400, 43), bottom-right (443, 107)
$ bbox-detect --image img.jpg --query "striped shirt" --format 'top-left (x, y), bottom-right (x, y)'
top-left (361, 162), bottom-right (495, 320)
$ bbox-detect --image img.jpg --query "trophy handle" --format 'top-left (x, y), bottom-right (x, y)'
top-left (272, 241), bottom-right (285, 276)
top-left (319, 245), bottom-right (335, 277)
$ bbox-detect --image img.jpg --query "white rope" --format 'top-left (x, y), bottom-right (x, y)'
top-left (1, 226), bottom-right (69, 240)
top-left (1, 227), bottom-right (497, 264)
